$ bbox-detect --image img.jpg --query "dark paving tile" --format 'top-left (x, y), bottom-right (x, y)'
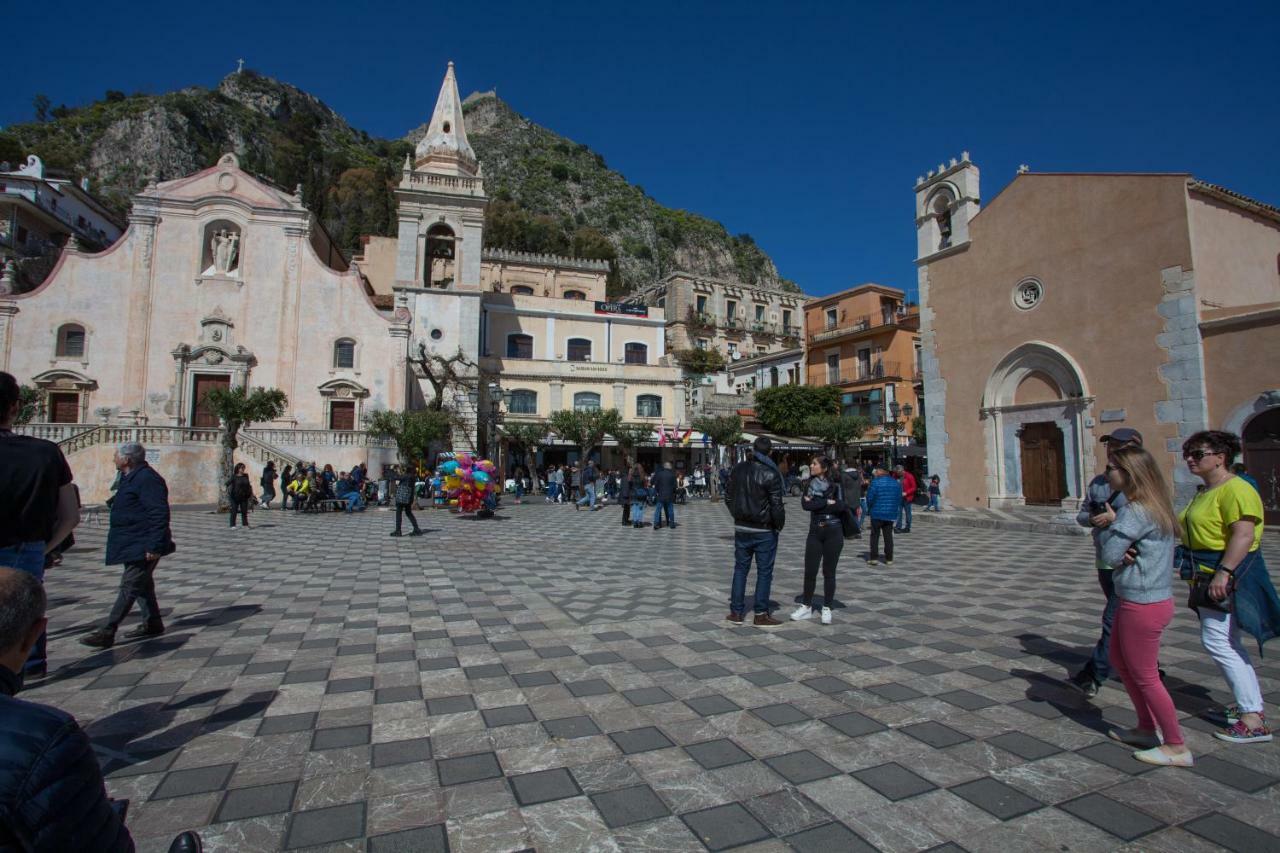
top-left (284, 801), bottom-right (365, 849)
top-left (452, 635), bottom-right (489, 647)
top-left (591, 783), bottom-right (672, 828)
top-left (1058, 793), bottom-right (1163, 840)
top-left (901, 659), bottom-right (949, 675)
top-left (257, 712), bottom-right (317, 736)
top-left (1188, 754), bottom-right (1279, 793)
top-left (491, 639), bottom-right (530, 652)
top-left (740, 670), bottom-right (789, 687)
top-left (687, 640), bottom-right (727, 653)
top-left (374, 685), bottom-right (422, 705)
top-left (1008, 698), bottom-right (1062, 720)
top-left (206, 653), bottom-right (254, 667)
top-left (1075, 742), bottom-right (1157, 775)
top-left (623, 686), bottom-right (676, 707)
top-left (215, 781), bottom-right (296, 821)
top-left (367, 824), bottom-right (449, 853)
top-left (464, 663), bottom-right (509, 679)
top-left (151, 763), bottom-right (236, 799)
top-left (681, 802), bottom-right (772, 851)
top-left (632, 657), bottom-right (678, 673)
top-left (900, 721), bottom-right (971, 749)
top-left (426, 695), bottom-right (477, 716)
top-left (374, 649), bottom-right (415, 663)
top-left (566, 678), bottom-right (614, 697)
top-left (734, 644), bottom-right (777, 659)
top-left (482, 704), bottom-right (537, 727)
top-left (417, 656), bottom-right (460, 672)
top-left (684, 738), bottom-right (754, 770)
top-left (985, 732), bottom-right (1062, 761)
top-left (750, 703), bottom-right (811, 727)
top-left (534, 644), bottom-right (576, 658)
top-left (786, 822), bottom-right (877, 853)
top-left (638, 635), bottom-right (676, 647)
top-left (822, 711), bottom-right (887, 738)
top-left (962, 664), bottom-right (1011, 682)
top-left (609, 727), bottom-right (674, 754)
top-left (764, 750), bottom-right (840, 784)
top-left (1183, 812), bottom-right (1280, 852)
top-left (509, 767), bottom-right (583, 806)
top-left (841, 654), bottom-right (893, 669)
top-left (802, 675), bottom-right (853, 695)
top-left (866, 682), bottom-right (924, 702)
top-left (787, 650), bottom-right (832, 663)
top-left (936, 689), bottom-right (999, 711)
top-left (311, 725), bottom-right (371, 751)
top-left (242, 660), bottom-right (291, 675)
top-left (581, 651), bottom-right (624, 665)
top-left (875, 637), bottom-right (917, 650)
top-left (512, 670), bottom-right (558, 687)
top-left (543, 715), bottom-right (602, 739)
top-left (125, 682), bottom-right (183, 700)
top-left (686, 663), bottom-right (733, 680)
top-left (851, 762), bottom-right (937, 801)
top-left (685, 695), bottom-right (741, 717)
top-left (281, 668), bottom-right (330, 685)
top-left (326, 676), bottom-right (374, 694)
top-left (436, 752), bottom-right (503, 786)
top-left (593, 631), bottom-right (631, 641)
top-left (949, 777), bottom-right (1043, 820)
top-left (372, 737), bottom-right (432, 768)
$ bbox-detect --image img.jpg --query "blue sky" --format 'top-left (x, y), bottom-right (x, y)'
top-left (6, 0), bottom-right (1278, 299)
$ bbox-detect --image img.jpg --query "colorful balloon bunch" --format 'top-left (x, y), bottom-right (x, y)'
top-left (439, 454), bottom-right (498, 513)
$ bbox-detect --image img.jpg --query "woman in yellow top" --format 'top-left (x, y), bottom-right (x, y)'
top-left (1180, 430), bottom-right (1279, 745)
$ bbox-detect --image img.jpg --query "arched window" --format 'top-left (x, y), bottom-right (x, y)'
top-left (573, 392), bottom-right (601, 411)
top-left (333, 338), bottom-right (356, 369)
top-left (507, 334), bottom-right (533, 359)
top-left (770, 366), bottom-right (780, 387)
top-left (567, 338), bottom-right (592, 362)
top-left (563, 290), bottom-right (586, 300)
top-left (511, 285), bottom-right (535, 296)
top-left (624, 342), bottom-right (648, 365)
top-left (55, 324), bottom-right (86, 359)
top-left (426, 223), bottom-right (456, 288)
top-left (508, 389), bottom-right (538, 415)
top-left (636, 394), bottom-right (662, 418)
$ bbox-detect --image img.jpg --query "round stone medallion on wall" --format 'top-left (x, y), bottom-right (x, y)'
top-left (216, 172), bottom-right (237, 192)
top-left (1013, 278), bottom-right (1044, 311)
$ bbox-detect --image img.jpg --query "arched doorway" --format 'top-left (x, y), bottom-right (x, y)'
top-left (1243, 407), bottom-right (1279, 525)
top-left (980, 342), bottom-right (1092, 508)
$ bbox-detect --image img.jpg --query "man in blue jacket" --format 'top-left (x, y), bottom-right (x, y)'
top-left (81, 443), bottom-right (175, 649)
top-left (864, 465), bottom-right (902, 566)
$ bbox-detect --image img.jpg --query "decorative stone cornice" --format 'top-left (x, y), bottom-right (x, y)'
top-left (482, 248), bottom-right (610, 272)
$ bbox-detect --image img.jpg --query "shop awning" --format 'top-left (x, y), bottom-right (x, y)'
top-left (741, 431), bottom-right (825, 451)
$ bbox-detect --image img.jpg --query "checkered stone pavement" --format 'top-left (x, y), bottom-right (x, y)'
top-left (23, 499), bottom-right (1280, 852)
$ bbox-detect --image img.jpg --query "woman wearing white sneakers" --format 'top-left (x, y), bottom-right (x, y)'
top-left (791, 456), bottom-right (847, 625)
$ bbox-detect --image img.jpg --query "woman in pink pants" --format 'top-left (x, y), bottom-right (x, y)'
top-left (1096, 445), bottom-right (1191, 767)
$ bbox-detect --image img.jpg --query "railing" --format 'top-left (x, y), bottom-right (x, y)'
top-left (14, 423), bottom-right (97, 443)
top-left (810, 307), bottom-right (919, 344)
top-left (13, 424), bottom-right (222, 455)
top-left (403, 172), bottom-right (483, 194)
top-left (827, 361), bottom-right (903, 385)
top-left (243, 428), bottom-right (397, 449)
top-left (238, 431), bottom-right (303, 470)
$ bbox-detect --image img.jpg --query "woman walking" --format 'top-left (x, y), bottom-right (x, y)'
top-left (1180, 430), bottom-right (1279, 744)
top-left (628, 463), bottom-right (648, 529)
top-left (791, 456), bottom-right (847, 625)
top-left (1096, 445), bottom-right (1190, 766)
top-left (227, 463), bottom-right (253, 529)
top-left (279, 464), bottom-right (293, 510)
top-left (259, 460), bottom-right (278, 509)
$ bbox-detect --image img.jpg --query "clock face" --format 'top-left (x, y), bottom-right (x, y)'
top-left (1014, 280), bottom-right (1043, 310)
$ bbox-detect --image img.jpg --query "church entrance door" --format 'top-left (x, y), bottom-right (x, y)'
top-left (1243, 408), bottom-right (1280, 526)
top-left (1020, 421), bottom-right (1066, 506)
top-left (191, 374), bottom-right (230, 429)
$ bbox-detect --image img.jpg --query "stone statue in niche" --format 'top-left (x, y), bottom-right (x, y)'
top-left (207, 229), bottom-right (240, 275)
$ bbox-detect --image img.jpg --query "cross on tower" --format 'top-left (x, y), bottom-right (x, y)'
top-left (236, 58), bottom-right (245, 74)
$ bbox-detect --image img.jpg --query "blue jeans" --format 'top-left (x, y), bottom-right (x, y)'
top-left (631, 500), bottom-right (645, 523)
top-left (1084, 568), bottom-right (1117, 683)
top-left (730, 530), bottom-right (778, 615)
top-left (897, 500), bottom-right (912, 530)
top-left (577, 483), bottom-right (597, 509)
top-left (653, 500), bottom-right (675, 526)
top-left (928, 494), bottom-right (939, 510)
top-left (344, 491), bottom-right (366, 512)
top-left (0, 542), bottom-right (46, 673)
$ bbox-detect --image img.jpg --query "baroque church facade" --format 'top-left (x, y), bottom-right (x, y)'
top-left (0, 64), bottom-right (682, 503)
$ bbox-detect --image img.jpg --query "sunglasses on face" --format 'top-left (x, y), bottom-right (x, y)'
top-left (1105, 464), bottom-right (1119, 473)
top-left (1183, 449), bottom-right (1221, 461)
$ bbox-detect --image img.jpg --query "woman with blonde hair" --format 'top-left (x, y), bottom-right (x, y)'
top-left (1095, 444), bottom-right (1190, 766)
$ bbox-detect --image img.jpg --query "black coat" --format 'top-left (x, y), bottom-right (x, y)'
top-left (105, 464), bottom-right (174, 565)
top-left (650, 468), bottom-right (677, 501)
top-left (0, 668), bottom-right (134, 852)
top-left (726, 455), bottom-right (786, 532)
top-left (801, 478), bottom-right (847, 531)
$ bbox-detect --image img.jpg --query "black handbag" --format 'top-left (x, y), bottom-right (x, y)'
top-left (838, 484), bottom-right (858, 538)
top-left (1178, 504), bottom-right (1230, 612)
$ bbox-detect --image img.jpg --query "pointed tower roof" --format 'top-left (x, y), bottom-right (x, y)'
top-left (414, 62), bottom-right (479, 176)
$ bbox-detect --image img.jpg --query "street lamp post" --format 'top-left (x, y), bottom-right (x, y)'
top-left (468, 382), bottom-right (506, 467)
top-left (886, 401), bottom-right (913, 468)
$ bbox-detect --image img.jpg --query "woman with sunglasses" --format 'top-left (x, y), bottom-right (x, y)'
top-left (1180, 430), bottom-right (1280, 744)
top-left (1095, 446), bottom-right (1188, 765)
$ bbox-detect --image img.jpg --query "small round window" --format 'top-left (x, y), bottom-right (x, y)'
top-left (430, 328), bottom-right (444, 340)
top-left (1013, 278), bottom-right (1043, 311)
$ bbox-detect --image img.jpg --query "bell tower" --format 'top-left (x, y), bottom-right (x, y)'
top-left (914, 153), bottom-right (980, 262)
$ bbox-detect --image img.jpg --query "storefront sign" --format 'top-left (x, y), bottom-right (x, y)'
top-left (594, 302), bottom-right (648, 317)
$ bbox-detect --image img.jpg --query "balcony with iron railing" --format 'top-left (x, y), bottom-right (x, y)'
top-left (823, 361), bottom-right (904, 386)
top-left (809, 306), bottom-right (920, 345)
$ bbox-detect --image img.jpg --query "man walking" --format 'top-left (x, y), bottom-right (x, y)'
top-left (651, 462), bottom-right (678, 529)
top-left (865, 465), bottom-right (901, 566)
top-left (82, 443), bottom-right (175, 648)
top-left (895, 465), bottom-right (917, 533)
top-left (725, 437), bottom-right (786, 627)
top-left (1071, 428), bottom-right (1141, 698)
top-left (575, 459), bottom-right (599, 511)
top-left (0, 371), bottom-right (80, 679)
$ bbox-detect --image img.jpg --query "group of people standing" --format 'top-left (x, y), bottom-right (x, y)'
top-left (1071, 427), bottom-right (1279, 766)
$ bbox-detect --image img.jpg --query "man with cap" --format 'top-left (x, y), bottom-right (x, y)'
top-left (1071, 427), bottom-right (1142, 698)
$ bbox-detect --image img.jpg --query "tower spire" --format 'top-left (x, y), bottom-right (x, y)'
top-left (414, 61), bottom-right (478, 176)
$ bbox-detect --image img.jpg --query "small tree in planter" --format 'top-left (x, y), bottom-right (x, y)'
top-left (503, 420), bottom-right (551, 482)
top-left (673, 348), bottom-right (727, 375)
top-left (548, 408), bottom-right (622, 470)
top-left (365, 408), bottom-right (455, 465)
top-left (202, 386), bottom-right (288, 511)
top-left (612, 422), bottom-right (658, 469)
top-left (806, 413), bottom-right (871, 462)
top-left (693, 414), bottom-right (744, 465)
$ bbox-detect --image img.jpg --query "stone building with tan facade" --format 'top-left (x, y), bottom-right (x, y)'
top-left (916, 154), bottom-right (1280, 520)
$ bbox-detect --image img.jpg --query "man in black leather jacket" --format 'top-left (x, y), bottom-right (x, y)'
top-left (724, 436), bottom-right (786, 627)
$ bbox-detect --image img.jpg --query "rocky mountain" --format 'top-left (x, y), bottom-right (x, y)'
top-left (1, 71), bottom-right (793, 295)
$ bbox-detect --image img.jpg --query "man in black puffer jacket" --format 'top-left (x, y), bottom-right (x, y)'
top-left (724, 436), bottom-right (786, 627)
